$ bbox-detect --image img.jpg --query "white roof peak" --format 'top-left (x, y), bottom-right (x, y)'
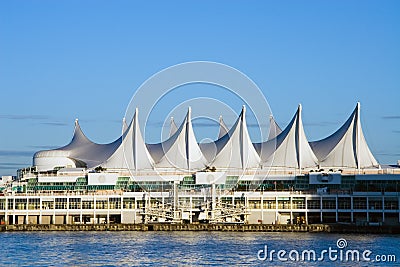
top-left (310, 102), bottom-right (378, 168)
top-left (218, 115), bottom-right (228, 139)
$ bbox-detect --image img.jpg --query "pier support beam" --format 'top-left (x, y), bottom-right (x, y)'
top-left (335, 196), bottom-right (338, 222)
top-left (305, 196), bottom-right (308, 225)
top-left (351, 196), bottom-right (354, 223)
top-left (382, 196), bottom-right (385, 223)
top-left (366, 197), bottom-right (370, 223)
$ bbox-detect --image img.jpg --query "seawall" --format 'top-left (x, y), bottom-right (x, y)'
top-left (1, 223), bottom-right (400, 233)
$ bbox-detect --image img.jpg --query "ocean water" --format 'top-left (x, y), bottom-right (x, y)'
top-left (0, 231), bottom-right (399, 266)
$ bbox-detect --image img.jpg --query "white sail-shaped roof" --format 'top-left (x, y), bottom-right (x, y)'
top-left (218, 115), bottom-right (229, 139)
top-left (147, 107), bottom-right (207, 171)
top-left (268, 115), bottom-right (282, 140)
top-left (33, 119), bottom-right (121, 170)
top-left (254, 105), bottom-right (318, 169)
top-left (201, 106), bottom-right (260, 170)
top-left (101, 109), bottom-right (154, 171)
top-left (310, 103), bottom-right (378, 169)
top-left (32, 103), bottom-right (381, 173)
top-left (169, 117), bottom-right (178, 137)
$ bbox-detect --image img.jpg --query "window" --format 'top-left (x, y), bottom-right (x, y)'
top-left (55, 198), bottom-right (67, 209)
top-left (123, 198), bottom-right (135, 209)
top-left (109, 198), bottom-right (121, 209)
top-left (82, 200), bottom-right (94, 209)
top-left (42, 200), bottom-right (54, 210)
top-left (69, 198), bottom-right (81, 209)
top-left (28, 198), bottom-right (40, 210)
top-left (96, 200), bottom-right (108, 209)
top-left (15, 199), bottom-right (27, 210)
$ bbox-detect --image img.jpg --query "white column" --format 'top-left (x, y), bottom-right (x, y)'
top-left (80, 198), bottom-right (83, 224)
top-left (13, 197), bottom-right (16, 225)
top-left (66, 197), bottom-right (70, 224)
top-left (120, 196), bottom-right (123, 224)
top-left (275, 196), bottom-right (278, 224)
top-left (290, 196), bottom-right (293, 224)
top-left (25, 198), bottom-right (29, 224)
top-left (4, 197), bottom-right (8, 225)
top-left (52, 198), bottom-right (55, 224)
top-left (39, 197), bottom-right (42, 224)
top-left (107, 197), bottom-right (110, 225)
top-left (93, 197), bottom-right (97, 224)
top-left (190, 196), bottom-right (193, 224)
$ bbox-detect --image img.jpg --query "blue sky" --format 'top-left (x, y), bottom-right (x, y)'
top-left (0, 1), bottom-right (399, 176)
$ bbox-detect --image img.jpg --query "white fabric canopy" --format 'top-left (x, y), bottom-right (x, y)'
top-left (201, 106), bottom-right (261, 170)
top-left (268, 115), bottom-right (282, 140)
top-left (33, 103), bottom-right (379, 172)
top-left (33, 119), bottom-right (120, 170)
top-left (254, 105), bottom-right (318, 169)
top-left (101, 109), bottom-right (154, 170)
top-left (310, 103), bottom-right (378, 168)
top-left (147, 107), bottom-right (208, 171)
top-left (169, 117), bottom-right (178, 137)
top-left (218, 115), bottom-right (229, 139)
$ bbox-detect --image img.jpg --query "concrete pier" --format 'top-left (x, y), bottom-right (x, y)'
top-left (1, 223), bottom-right (399, 233)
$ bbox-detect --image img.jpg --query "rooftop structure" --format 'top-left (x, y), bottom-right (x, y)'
top-left (32, 103), bottom-right (380, 174)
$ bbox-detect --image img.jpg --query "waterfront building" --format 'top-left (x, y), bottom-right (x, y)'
top-left (1, 103), bottom-right (399, 226)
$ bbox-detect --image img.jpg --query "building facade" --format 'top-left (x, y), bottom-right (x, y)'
top-left (1, 103), bottom-right (399, 225)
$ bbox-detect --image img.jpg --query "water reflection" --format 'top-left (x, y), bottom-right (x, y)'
top-left (0, 232), bottom-right (398, 266)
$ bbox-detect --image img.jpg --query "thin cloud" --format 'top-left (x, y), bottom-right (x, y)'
top-left (374, 152), bottom-right (400, 157)
top-left (146, 121), bottom-right (167, 127)
top-left (382, 116), bottom-right (400, 120)
top-left (303, 121), bottom-right (339, 127)
top-left (0, 114), bottom-right (50, 120)
top-left (193, 122), bottom-right (220, 127)
top-left (0, 162), bottom-right (29, 167)
top-left (0, 165), bottom-right (20, 171)
top-left (39, 122), bottom-right (69, 126)
top-left (0, 163), bottom-right (30, 170)
top-left (0, 150), bottom-right (35, 157)
top-left (28, 145), bottom-right (59, 150)
top-left (247, 123), bottom-right (268, 128)
top-left (393, 130), bottom-right (400, 134)
top-left (150, 121), bottom-right (268, 128)
top-left (79, 119), bottom-right (122, 124)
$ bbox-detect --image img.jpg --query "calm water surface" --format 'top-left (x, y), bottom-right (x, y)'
top-left (0, 231), bottom-right (399, 266)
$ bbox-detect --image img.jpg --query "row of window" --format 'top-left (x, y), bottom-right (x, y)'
top-left (1, 196), bottom-right (399, 210)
